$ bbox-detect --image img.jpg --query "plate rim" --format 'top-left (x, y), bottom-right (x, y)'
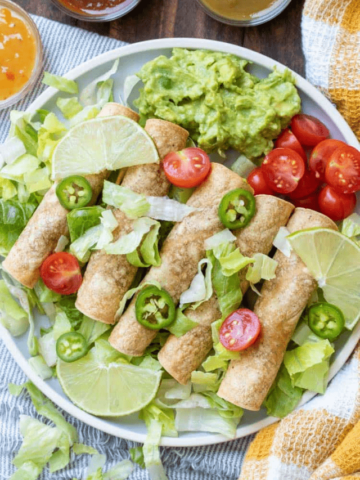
top-left (1, 37), bottom-right (360, 447)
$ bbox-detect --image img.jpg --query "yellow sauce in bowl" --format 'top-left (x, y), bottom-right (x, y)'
top-left (201, 0), bottom-right (277, 21)
top-left (0, 6), bottom-right (37, 101)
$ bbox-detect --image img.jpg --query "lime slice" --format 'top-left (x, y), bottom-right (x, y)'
top-left (52, 116), bottom-right (159, 180)
top-left (288, 228), bottom-right (360, 329)
top-left (57, 348), bottom-right (162, 416)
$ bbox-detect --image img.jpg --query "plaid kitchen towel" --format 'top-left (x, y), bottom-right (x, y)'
top-left (239, 1), bottom-right (360, 478)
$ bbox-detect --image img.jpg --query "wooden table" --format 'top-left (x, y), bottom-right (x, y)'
top-left (18, 0), bottom-right (306, 75)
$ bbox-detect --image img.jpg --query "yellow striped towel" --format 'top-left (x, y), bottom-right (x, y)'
top-left (239, 1), bottom-right (360, 478)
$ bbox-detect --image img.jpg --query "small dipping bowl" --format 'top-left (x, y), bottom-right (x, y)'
top-left (50, 0), bottom-right (142, 22)
top-left (0, 0), bottom-right (43, 109)
top-left (196, 0), bottom-right (292, 26)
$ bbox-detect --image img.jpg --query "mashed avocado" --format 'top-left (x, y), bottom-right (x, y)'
top-left (135, 48), bottom-right (301, 159)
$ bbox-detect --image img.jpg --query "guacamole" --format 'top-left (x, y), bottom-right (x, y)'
top-left (135, 48), bottom-right (301, 159)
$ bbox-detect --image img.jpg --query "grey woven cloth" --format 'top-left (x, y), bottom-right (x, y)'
top-left (0, 16), bottom-right (253, 480)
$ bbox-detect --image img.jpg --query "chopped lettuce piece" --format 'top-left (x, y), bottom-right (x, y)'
top-left (204, 229), bottom-right (236, 251)
top-left (55, 235), bottom-right (69, 253)
top-left (212, 241), bottom-right (254, 277)
top-left (284, 339), bottom-right (334, 394)
top-left (230, 155), bottom-right (256, 178)
top-left (96, 79), bottom-right (114, 107)
top-left (56, 96), bottom-right (83, 119)
top-left (28, 355), bottom-right (53, 380)
top-left (175, 407), bottom-right (240, 438)
top-left (80, 59), bottom-right (119, 106)
top-left (70, 225), bottom-right (103, 263)
top-left (24, 167), bottom-right (52, 194)
top-left (0, 177), bottom-right (17, 200)
top-left (202, 342), bottom-right (240, 372)
top-left (67, 206), bottom-right (104, 242)
top-left (0, 136), bottom-right (26, 166)
top-left (9, 461), bottom-right (41, 480)
top-left (105, 217), bottom-right (159, 256)
top-left (73, 444), bottom-right (98, 455)
top-left (168, 184), bottom-right (194, 204)
top-left (127, 218), bottom-right (161, 268)
top-left (263, 364), bottom-right (303, 418)
top-left (291, 319), bottom-right (322, 346)
top-left (0, 196), bottom-right (37, 257)
top-left (123, 74), bottom-right (141, 107)
top-left (246, 253), bottom-right (278, 284)
top-left (42, 72), bottom-right (78, 94)
top-left (95, 210), bottom-right (118, 250)
top-left (10, 111), bottom-right (38, 156)
top-left (1, 154), bottom-right (39, 182)
top-left (179, 258), bottom-right (213, 308)
top-left (57, 295), bottom-right (84, 329)
top-left (69, 105), bottom-right (100, 127)
top-left (273, 226), bottom-right (292, 257)
top-left (0, 279), bottom-right (29, 336)
top-left (129, 447), bottom-right (145, 469)
top-left (102, 181), bottom-right (150, 219)
top-left (342, 213), bottom-right (360, 241)
top-left (191, 371), bottom-right (218, 391)
top-left (146, 196), bottom-right (197, 222)
top-left (167, 309), bottom-right (197, 337)
top-left (78, 316), bottom-right (110, 345)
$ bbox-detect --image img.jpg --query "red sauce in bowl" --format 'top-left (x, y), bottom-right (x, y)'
top-left (58, 0), bottom-right (127, 16)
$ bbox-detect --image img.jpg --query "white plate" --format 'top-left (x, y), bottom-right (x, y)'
top-left (1, 38), bottom-right (360, 448)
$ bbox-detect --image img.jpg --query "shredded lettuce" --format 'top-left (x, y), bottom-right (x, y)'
top-left (179, 258), bottom-right (213, 308)
top-left (230, 154), bottom-right (256, 178)
top-left (246, 253), bottom-right (278, 285)
top-left (80, 59), bottom-right (119, 106)
top-left (1, 154), bottom-right (39, 182)
top-left (42, 72), bottom-right (78, 94)
top-left (175, 407), bottom-right (240, 439)
top-left (167, 309), bottom-right (197, 337)
top-left (191, 371), bottom-right (219, 391)
top-left (57, 295), bottom-right (84, 329)
top-left (56, 96), bottom-right (83, 119)
top-left (129, 447), bottom-right (145, 469)
top-left (126, 219), bottom-right (161, 268)
top-left (105, 217), bottom-right (158, 257)
top-left (284, 339), bottom-right (334, 394)
top-left (78, 316), bottom-right (110, 345)
top-left (146, 196), bottom-right (197, 222)
top-left (168, 184), bottom-right (194, 204)
top-left (10, 111), bottom-right (38, 157)
top-left (102, 181), bottom-right (150, 219)
top-left (273, 226), bottom-right (292, 257)
top-left (96, 79), bottom-right (114, 107)
top-left (28, 355), bottom-right (53, 380)
top-left (24, 167), bottom-right (52, 194)
top-left (37, 112), bottom-right (67, 167)
top-left (263, 364), bottom-right (303, 418)
top-left (342, 213), bottom-right (360, 244)
top-left (0, 136), bottom-right (26, 166)
top-left (204, 229), bottom-right (236, 251)
top-left (0, 177), bottom-right (17, 200)
top-left (0, 279), bottom-right (29, 336)
top-left (123, 74), bottom-right (141, 107)
top-left (212, 241), bottom-right (254, 277)
top-left (67, 206), bottom-right (104, 243)
top-left (69, 106), bottom-right (100, 127)
top-left (291, 319), bottom-right (322, 346)
top-left (202, 341), bottom-right (240, 372)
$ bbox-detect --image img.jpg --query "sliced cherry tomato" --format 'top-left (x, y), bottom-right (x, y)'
top-left (325, 145), bottom-right (360, 194)
top-left (291, 114), bottom-right (329, 146)
top-left (162, 147), bottom-right (211, 188)
top-left (318, 185), bottom-right (356, 221)
top-left (288, 169), bottom-right (321, 200)
top-left (291, 191), bottom-right (320, 211)
top-left (275, 129), bottom-right (307, 161)
top-left (309, 139), bottom-right (346, 181)
top-left (247, 167), bottom-right (274, 195)
top-left (40, 252), bottom-right (82, 295)
top-left (262, 148), bottom-right (305, 194)
top-left (219, 308), bottom-right (261, 352)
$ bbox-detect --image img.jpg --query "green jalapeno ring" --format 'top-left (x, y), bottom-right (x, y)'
top-left (135, 285), bottom-right (176, 330)
top-left (218, 188), bottom-right (256, 230)
top-left (308, 302), bottom-right (345, 342)
top-left (56, 331), bottom-right (88, 363)
top-left (56, 175), bottom-right (93, 210)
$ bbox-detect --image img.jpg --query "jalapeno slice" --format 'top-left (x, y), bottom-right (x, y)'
top-left (218, 188), bottom-right (256, 230)
top-left (135, 286), bottom-right (176, 330)
top-left (56, 332), bottom-right (88, 363)
top-left (308, 302), bottom-right (345, 341)
top-left (56, 175), bottom-right (93, 210)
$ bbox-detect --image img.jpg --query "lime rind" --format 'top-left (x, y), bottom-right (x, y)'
top-left (52, 116), bottom-right (159, 180)
top-left (57, 348), bottom-right (162, 417)
top-left (288, 228), bottom-right (360, 330)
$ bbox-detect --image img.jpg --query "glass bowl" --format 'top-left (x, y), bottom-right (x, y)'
top-left (50, 0), bottom-right (142, 22)
top-left (0, 0), bottom-right (43, 110)
top-left (196, 0), bottom-right (292, 26)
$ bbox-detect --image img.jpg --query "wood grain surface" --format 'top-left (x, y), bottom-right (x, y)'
top-left (17, 0), bottom-right (306, 75)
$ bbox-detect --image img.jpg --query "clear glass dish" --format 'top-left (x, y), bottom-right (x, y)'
top-left (196, 0), bottom-right (292, 26)
top-left (50, 0), bottom-right (142, 22)
top-left (0, 0), bottom-right (43, 110)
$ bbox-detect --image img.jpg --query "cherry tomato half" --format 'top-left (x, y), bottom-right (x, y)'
top-left (309, 139), bottom-right (346, 182)
top-left (247, 167), bottom-right (273, 195)
top-left (219, 308), bottom-right (261, 352)
top-left (262, 148), bottom-right (305, 194)
top-left (40, 252), bottom-right (82, 295)
top-left (275, 129), bottom-right (307, 161)
top-left (162, 147), bottom-right (211, 188)
top-left (291, 191), bottom-right (320, 211)
top-left (318, 185), bottom-right (356, 221)
top-left (291, 114), bottom-right (329, 146)
top-left (288, 169), bottom-right (321, 200)
top-left (325, 145), bottom-right (360, 194)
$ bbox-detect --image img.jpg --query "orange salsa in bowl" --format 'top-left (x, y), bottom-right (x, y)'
top-left (0, 1), bottom-right (42, 108)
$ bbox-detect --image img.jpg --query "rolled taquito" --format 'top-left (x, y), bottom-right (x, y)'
top-left (158, 195), bottom-right (295, 384)
top-left (75, 119), bottom-right (189, 324)
top-left (217, 207), bottom-right (337, 411)
top-left (2, 103), bottom-right (138, 289)
top-left (109, 163), bottom-right (253, 356)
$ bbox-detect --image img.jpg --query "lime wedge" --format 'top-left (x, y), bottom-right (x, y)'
top-left (57, 348), bottom-right (162, 416)
top-left (288, 228), bottom-right (360, 329)
top-left (52, 116), bottom-right (159, 180)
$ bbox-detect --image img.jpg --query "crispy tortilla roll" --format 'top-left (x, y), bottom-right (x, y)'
top-left (109, 163), bottom-right (252, 356)
top-left (75, 119), bottom-right (189, 324)
top-left (217, 208), bottom-right (337, 411)
top-left (2, 104), bottom-right (137, 289)
top-left (158, 196), bottom-right (294, 384)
